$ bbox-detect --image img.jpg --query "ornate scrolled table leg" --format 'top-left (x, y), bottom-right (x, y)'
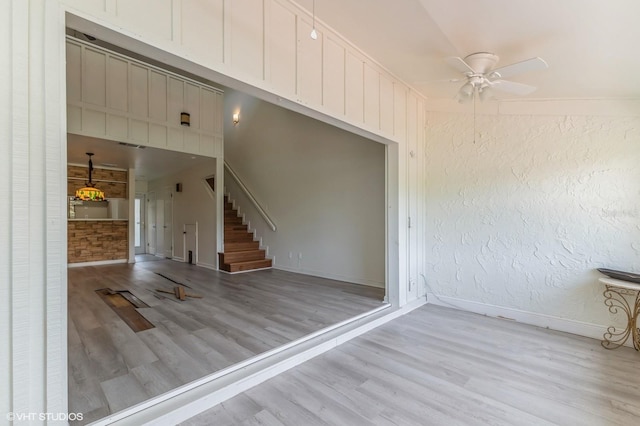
top-left (600, 278), bottom-right (640, 351)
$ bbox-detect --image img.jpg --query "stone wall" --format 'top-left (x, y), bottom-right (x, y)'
top-left (68, 221), bottom-right (128, 263)
top-left (68, 164), bottom-right (129, 263)
top-left (68, 165), bottom-right (128, 198)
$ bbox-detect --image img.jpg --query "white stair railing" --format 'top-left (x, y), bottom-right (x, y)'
top-left (224, 161), bottom-right (277, 232)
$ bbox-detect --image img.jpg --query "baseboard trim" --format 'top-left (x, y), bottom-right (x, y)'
top-left (68, 259), bottom-right (127, 268)
top-left (196, 262), bottom-right (217, 271)
top-left (101, 297), bottom-right (426, 425)
top-left (426, 292), bottom-right (623, 346)
top-left (274, 265), bottom-right (385, 289)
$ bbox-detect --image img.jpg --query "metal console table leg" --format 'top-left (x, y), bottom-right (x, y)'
top-left (600, 279), bottom-right (640, 350)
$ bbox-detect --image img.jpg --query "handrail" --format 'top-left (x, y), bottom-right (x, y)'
top-left (224, 161), bottom-right (277, 232)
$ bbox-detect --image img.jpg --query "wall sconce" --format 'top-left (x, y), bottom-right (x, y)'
top-left (232, 112), bottom-right (240, 126)
top-left (180, 112), bottom-right (190, 127)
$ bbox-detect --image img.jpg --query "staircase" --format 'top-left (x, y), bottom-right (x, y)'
top-left (218, 196), bottom-right (272, 273)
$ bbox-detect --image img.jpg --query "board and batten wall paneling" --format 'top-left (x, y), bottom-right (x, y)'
top-left (407, 92), bottom-right (420, 302)
top-left (130, 63), bottom-right (149, 118)
top-left (229, 0), bottom-right (265, 83)
top-left (296, 18), bottom-right (323, 106)
top-left (393, 84), bottom-right (408, 141)
top-left (364, 63), bottom-right (380, 130)
top-left (323, 35), bottom-right (346, 116)
top-left (107, 54), bottom-right (128, 112)
top-left (83, 47), bottom-right (107, 107)
top-left (149, 69), bottom-right (168, 122)
top-left (66, 39), bottom-right (224, 158)
top-left (63, 0), bottom-right (415, 146)
top-left (345, 51), bottom-right (365, 123)
top-left (116, 0), bottom-right (173, 41)
top-left (380, 75), bottom-right (394, 135)
top-left (180, 0), bottom-right (225, 66)
top-left (266, 0), bottom-right (297, 97)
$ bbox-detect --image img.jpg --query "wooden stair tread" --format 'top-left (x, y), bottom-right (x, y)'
top-left (219, 249), bottom-right (266, 264)
top-left (222, 196), bottom-right (271, 273)
top-left (224, 241), bottom-right (260, 252)
top-left (220, 258), bottom-right (273, 273)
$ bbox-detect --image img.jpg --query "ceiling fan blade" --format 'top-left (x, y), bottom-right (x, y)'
top-left (490, 79), bottom-right (538, 95)
top-left (444, 56), bottom-right (475, 75)
top-left (413, 77), bottom-right (463, 85)
top-left (490, 57), bottom-right (548, 79)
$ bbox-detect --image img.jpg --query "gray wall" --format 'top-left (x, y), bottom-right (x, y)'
top-left (224, 91), bottom-right (386, 287)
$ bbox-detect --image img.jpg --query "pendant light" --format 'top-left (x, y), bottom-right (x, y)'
top-left (75, 152), bottom-right (105, 201)
top-left (310, 0), bottom-right (318, 40)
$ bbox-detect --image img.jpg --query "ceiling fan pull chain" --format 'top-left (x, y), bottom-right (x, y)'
top-left (473, 92), bottom-right (477, 144)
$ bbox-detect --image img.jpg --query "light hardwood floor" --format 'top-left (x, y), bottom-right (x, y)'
top-left (67, 260), bottom-right (384, 424)
top-left (181, 304), bottom-right (640, 426)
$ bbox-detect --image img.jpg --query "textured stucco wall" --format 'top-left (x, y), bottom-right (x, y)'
top-left (424, 112), bottom-right (640, 325)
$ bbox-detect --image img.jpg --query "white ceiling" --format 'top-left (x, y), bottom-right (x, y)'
top-left (67, 134), bottom-right (215, 181)
top-left (296, 0), bottom-right (640, 100)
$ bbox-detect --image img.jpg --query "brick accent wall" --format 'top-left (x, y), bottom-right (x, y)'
top-left (68, 221), bottom-right (128, 263)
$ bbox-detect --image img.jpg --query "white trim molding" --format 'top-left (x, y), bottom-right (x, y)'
top-left (68, 259), bottom-right (128, 268)
top-left (426, 293), bottom-right (630, 347)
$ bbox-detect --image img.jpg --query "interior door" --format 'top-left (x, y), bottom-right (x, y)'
top-left (147, 191), bottom-right (157, 255)
top-left (185, 223), bottom-right (197, 264)
top-left (156, 199), bottom-right (165, 257)
top-left (134, 193), bottom-right (146, 254)
top-left (163, 187), bottom-right (173, 259)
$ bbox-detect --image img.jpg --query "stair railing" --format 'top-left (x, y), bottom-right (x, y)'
top-left (224, 161), bottom-right (277, 232)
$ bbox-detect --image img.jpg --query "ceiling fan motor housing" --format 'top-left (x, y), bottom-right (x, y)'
top-left (463, 52), bottom-right (499, 74)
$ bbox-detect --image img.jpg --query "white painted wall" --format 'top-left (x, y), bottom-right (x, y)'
top-left (148, 160), bottom-right (218, 269)
top-left (224, 91), bottom-right (386, 287)
top-left (2, 0), bottom-right (68, 420)
top-left (424, 109), bottom-right (640, 327)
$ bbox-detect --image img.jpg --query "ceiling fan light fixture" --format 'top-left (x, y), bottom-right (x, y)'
top-left (456, 82), bottom-right (474, 103)
top-left (445, 52), bottom-right (548, 103)
top-left (478, 85), bottom-right (493, 102)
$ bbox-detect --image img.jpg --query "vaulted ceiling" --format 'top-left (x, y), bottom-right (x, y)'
top-left (296, 0), bottom-right (640, 101)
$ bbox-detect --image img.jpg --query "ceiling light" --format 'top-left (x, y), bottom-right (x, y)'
top-left (310, 0), bottom-right (318, 40)
top-left (75, 152), bottom-right (105, 201)
top-left (456, 82), bottom-right (474, 103)
top-left (479, 85), bottom-right (493, 102)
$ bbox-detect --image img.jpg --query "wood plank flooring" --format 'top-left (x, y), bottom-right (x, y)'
top-left (67, 261), bottom-right (384, 424)
top-left (181, 305), bottom-right (640, 426)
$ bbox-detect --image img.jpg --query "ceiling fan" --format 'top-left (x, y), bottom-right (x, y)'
top-left (444, 52), bottom-right (548, 103)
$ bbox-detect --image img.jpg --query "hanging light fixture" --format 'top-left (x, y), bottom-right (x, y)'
top-left (310, 0), bottom-right (318, 40)
top-left (75, 152), bottom-right (105, 201)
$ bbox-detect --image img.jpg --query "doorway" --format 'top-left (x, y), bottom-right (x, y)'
top-left (134, 193), bottom-right (146, 254)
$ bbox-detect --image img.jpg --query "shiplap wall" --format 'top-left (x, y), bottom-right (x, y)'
top-left (2, 0), bottom-right (68, 423)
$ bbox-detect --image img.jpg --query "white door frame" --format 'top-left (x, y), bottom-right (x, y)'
top-left (134, 193), bottom-right (146, 254)
top-left (184, 223), bottom-right (198, 264)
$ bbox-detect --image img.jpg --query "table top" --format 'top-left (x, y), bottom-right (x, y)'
top-left (599, 277), bottom-right (640, 291)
